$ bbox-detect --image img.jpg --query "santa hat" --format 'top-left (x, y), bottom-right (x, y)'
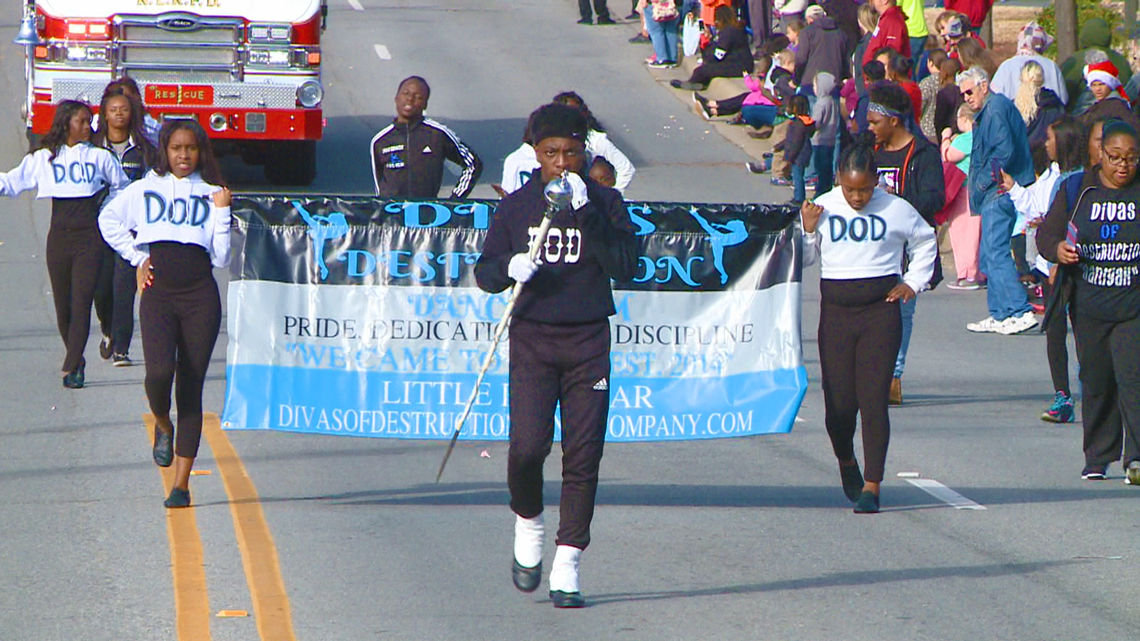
top-left (1084, 60), bottom-right (1128, 100)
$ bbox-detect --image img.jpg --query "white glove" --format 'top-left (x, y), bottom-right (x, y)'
top-left (508, 253), bottom-right (538, 283)
top-left (565, 172), bottom-right (589, 210)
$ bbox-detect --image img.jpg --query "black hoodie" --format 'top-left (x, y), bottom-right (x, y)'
top-left (795, 16), bottom-right (850, 87)
top-left (1026, 88), bottom-right (1065, 152)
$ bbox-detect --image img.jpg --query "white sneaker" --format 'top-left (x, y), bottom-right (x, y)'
top-left (997, 311), bottom-right (1038, 335)
top-left (966, 316), bottom-right (1002, 333)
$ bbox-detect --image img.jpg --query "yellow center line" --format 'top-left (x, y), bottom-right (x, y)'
top-left (145, 413), bottom-right (212, 641)
top-left (202, 413), bottom-right (298, 641)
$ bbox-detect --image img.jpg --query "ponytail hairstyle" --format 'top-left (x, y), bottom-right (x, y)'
top-left (41, 100), bottom-right (92, 160)
top-left (91, 86), bottom-right (158, 169)
top-left (1014, 61), bottom-right (1044, 124)
top-left (155, 119), bottom-right (226, 187)
top-left (838, 132), bottom-right (879, 177)
top-left (552, 91), bottom-right (604, 133)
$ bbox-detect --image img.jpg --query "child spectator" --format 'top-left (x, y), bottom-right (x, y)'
top-left (694, 55), bottom-right (780, 132)
top-left (852, 60), bottom-right (887, 133)
top-left (771, 48), bottom-right (798, 105)
top-left (588, 156), bottom-right (617, 188)
top-left (782, 94), bottom-right (815, 204)
top-left (811, 72), bottom-right (840, 195)
top-left (920, 50), bottom-right (949, 141)
top-left (941, 103), bottom-right (982, 289)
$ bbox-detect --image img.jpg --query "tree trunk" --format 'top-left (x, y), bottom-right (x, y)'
top-left (1055, 0), bottom-right (1078, 63)
top-left (981, 11), bottom-right (992, 49)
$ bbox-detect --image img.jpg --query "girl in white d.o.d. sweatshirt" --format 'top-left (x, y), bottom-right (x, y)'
top-left (99, 119), bottom-right (231, 510)
top-left (799, 139), bottom-right (936, 516)
top-left (0, 100), bottom-right (130, 389)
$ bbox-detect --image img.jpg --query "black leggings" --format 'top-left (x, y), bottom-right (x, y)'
top-left (507, 318), bottom-right (611, 550)
top-left (688, 60), bottom-right (751, 86)
top-left (140, 244), bottom-right (221, 459)
top-left (94, 252), bottom-right (138, 354)
top-left (45, 225), bottom-right (104, 374)
top-left (1042, 279), bottom-right (1075, 396)
top-left (818, 277), bottom-right (902, 483)
top-left (714, 93), bottom-right (749, 115)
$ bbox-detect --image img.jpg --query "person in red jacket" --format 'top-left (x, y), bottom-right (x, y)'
top-left (862, 0), bottom-right (910, 66)
top-left (945, 0), bottom-right (992, 33)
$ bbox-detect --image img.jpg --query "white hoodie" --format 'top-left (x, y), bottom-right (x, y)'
top-left (98, 170), bottom-right (231, 269)
top-left (498, 130), bottom-right (636, 195)
top-left (0, 143), bottom-right (129, 200)
top-left (803, 187), bottom-right (937, 294)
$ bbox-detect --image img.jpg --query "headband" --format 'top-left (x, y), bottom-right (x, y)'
top-left (868, 102), bottom-right (904, 119)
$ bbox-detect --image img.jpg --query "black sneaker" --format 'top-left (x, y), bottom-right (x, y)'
top-left (577, 17), bottom-right (592, 25)
top-left (1081, 464), bottom-right (1107, 481)
top-left (112, 353), bottom-right (133, 367)
top-left (99, 335), bottom-right (113, 360)
top-left (628, 32), bottom-right (650, 43)
top-left (596, 15), bottom-right (616, 24)
top-left (693, 92), bottom-right (712, 120)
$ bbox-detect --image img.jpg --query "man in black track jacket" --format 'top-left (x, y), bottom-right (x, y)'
top-left (370, 76), bottom-right (483, 199)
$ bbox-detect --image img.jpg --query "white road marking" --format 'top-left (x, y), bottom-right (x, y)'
top-left (896, 471), bottom-right (920, 478)
top-left (348, 0), bottom-right (364, 11)
top-left (906, 478), bottom-right (985, 510)
top-left (374, 44), bottom-right (392, 60)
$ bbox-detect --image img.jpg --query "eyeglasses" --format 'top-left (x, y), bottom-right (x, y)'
top-left (1103, 152), bottom-right (1140, 168)
top-left (960, 87), bottom-right (976, 98)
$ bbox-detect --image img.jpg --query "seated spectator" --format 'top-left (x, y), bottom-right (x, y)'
top-left (670, 5), bottom-right (754, 90)
top-left (851, 3), bottom-right (879, 96)
top-left (1059, 17), bottom-right (1133, 116)
top-left (919, 50), bottom-right (949, 141)
top-left (795, 4), bottom-right (849, 90)
top-left (991, 22), bottom-right (1068, 106)
top-left (933, 57), bottom-right (963, 138)
top-left (1080, 60), bottom-right (1140, 131)
top-left (694, 55), bottom-right (780, 132)
top-left (876, 47), bottom-right (922, 125)
top-left (941, 103), bottom-right (982, 289)
top-left (861, 0), bottom-right (910, 66)
top-left (1016, 61), bottom-right (1065, 153)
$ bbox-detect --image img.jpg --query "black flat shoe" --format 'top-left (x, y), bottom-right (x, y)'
top-left (153, 424), bottom-right (174, 468)
top-left (576, 18), bottom-right (592, 25)
top-left (512, 559), bottom-right (542, 593)
top-left (854, 491), bottom-right (880, 514)
top-left (99, 335), bottom-right (113, 360)
top-left (550, 590), bottom-right (586, 608)
top-left (164, 487), bottom-right (191, 509)
top-left (839, 461), bottom-right (864, 503)
top-left (596, 16), bottom-right (616, 24)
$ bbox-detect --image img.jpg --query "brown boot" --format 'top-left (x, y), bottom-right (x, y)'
top-left (889, 378), bottom-right (903, 406)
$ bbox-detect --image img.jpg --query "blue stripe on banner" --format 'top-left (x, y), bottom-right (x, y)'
top-left (221, 364), bottom-right (807, 442)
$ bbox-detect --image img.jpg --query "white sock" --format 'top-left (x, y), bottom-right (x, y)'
top-left (513, 514), bottom-right (544, 568)
top-left (548, 545), bottom-right (581, 593)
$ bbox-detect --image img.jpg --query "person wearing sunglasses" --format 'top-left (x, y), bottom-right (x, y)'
top-left (1036, 119), bottom-right (1140, 486)
top-left (957, 66), bottom-right (1039, 336)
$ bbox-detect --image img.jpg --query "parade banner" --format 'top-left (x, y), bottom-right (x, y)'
top-left (221, 195), bottom-right (806, 441)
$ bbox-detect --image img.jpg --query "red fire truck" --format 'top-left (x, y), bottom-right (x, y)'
top-left (15, 0), bottom-right (328, 185)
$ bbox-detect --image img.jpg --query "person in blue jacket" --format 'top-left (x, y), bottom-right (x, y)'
top-left (957, 66), bottom-right (1039, 337)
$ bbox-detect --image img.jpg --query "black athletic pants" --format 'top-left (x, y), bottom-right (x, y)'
top-left (1071, 309), bottom-right (1140, 469)
top-left (140, 244), bottom-right (222, 459)
top-left (716, 93), bottom-right (749, 115)
top-left (818, 277), bottom-right (902, 483)
top-left (688, 60), bottom-right (751, 86)
top-left (508, 317), bottom-right (611, 550)
top-left (579, 0), bottom-right (610, 21)
top-left (45, 225), bottom-right (104, 374)
top-left (1042, 279), bottom-right (1075, 397)
top-left (94, 252), bottom-right (137, 355)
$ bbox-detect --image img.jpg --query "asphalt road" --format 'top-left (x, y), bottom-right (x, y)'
top-left (0, 1), bottom-right (1137, 640)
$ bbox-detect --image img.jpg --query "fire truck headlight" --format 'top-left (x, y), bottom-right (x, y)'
top-left (297, 81), bottom-right (323, 108)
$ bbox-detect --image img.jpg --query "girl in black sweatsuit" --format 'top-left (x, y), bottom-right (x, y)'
top-left (475, 103), bottom-right (638, 608)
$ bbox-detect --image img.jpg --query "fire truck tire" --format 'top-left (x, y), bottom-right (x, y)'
top-left (264, 141), bottom-right (317, 186)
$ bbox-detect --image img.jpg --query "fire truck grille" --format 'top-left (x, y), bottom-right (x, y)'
top-left (114, 15), bottom-right (243, 81)
top-left (121, 24), bottom-right (240, 45)
top-left (122, 46), bottom-right (237, 66)
top-left (53, 79), bottom-right (300, 110)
